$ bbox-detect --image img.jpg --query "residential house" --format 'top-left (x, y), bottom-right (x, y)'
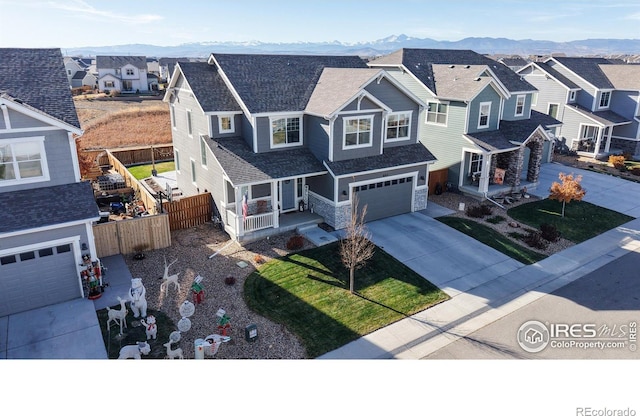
top-left (368, 48), bottom-right (561, 199)
top-left (64, 56), bottom-right (97, 89)
top-left (97, 55), bottom-right (149, 93)
top-left (158, 57), bottom-right (206, 83)
top-left (496, 56), bottom-right (530, 72)
top-left (0, 48), bottom-right (100, 317)
top-left (164, 53), bottom-right (436, 242)
top-left (518, 57), bottom-right (640, 159)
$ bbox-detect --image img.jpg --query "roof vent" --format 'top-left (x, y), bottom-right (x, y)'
top-left (474, 77), bottom-right (481, 81)
top-left (449, 65), bottom-right (455, 68)
top-left (465, 65), bottom-right (471, 69)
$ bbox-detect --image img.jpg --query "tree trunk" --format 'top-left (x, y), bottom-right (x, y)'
top-left (561, 201), bottom-right (566, 218)
top-left (349, 267), bottom-right (355, 293)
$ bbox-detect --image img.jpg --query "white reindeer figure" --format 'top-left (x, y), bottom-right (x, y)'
top-left (163, 340), bottom-right (184, 359)
top-left (105, 296), bottom-right (128, 335)
top-left (160, 256), bottom-right (180, 293)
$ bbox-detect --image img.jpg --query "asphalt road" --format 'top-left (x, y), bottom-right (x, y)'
top-left (425, 250), bottom-right (640, 359)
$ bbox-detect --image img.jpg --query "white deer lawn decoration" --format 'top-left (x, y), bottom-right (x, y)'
top-left (105, 296), bottom-right (128, 335)
top-left (118, 341), bottom-right (151, 359)
top-left (160, 256), bottom-right (180, 293)
top-left (163, 340), bottom-right (184, 359)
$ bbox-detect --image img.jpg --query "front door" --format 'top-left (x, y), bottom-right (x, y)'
top-left (280, 179), bottom-right (296, 212)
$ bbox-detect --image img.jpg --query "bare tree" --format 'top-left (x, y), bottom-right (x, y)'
top-left (340, 195), bottom-right (375, 294)
top-left (549, 172), bottom-right (586, 217)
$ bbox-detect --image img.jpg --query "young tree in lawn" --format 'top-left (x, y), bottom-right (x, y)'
top-left (340, 195), bottom-right (375, 294)
top-left (549, 172), bottom-right (586, 217)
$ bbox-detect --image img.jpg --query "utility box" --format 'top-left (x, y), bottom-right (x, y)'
top-left (245, 324), bottom-right (258, 342)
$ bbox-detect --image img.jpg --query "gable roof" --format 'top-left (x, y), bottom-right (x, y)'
top-left (550, 57), bottom-right (616, 89)
top-left (206, 137), bottom-right (326, 185)
top-left (0, 182), bottom-right (99, 234)
top-left (96, 55), bottom-right (147, 70)
top-left (430, 64), bottom-right (499, 101)
top-left (0, 48), bottom-right (80, 129)
top-left (528, 61), bottom-right (580, 90)
top-left (369, 48), bottom-right (535, 94)
top-left (598, 64), bottom-right (640, 90)
top-left (174, 62), bottom-right (241, 113)
top-left (565, 104), bottom-right (631, 126)
top-left (72, 70), bottom-right (87, 80)
top-left (210, 53), bottom-right (368, 114)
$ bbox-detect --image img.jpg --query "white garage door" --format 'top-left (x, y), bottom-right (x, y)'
top-left (353, 177), bottom-right (413, 222)
top-left (0, 243), bottom-right (81, 317)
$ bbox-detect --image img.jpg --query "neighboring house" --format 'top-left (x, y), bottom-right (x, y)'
top-left (518, 57), bottom-right (640, 159)
top-left (0, 48), bottom-right (100, 317)
top-left (64, 56), bottom-right (98, 89)
top-left (368, 48), bottom-right (561, 198)
top-left (147, 57), bottom-right (160, 75)
top-left (159, 57), bottom-right (205, 83)
top-left (96, 55), bottom-right (149, 93)
top-left (164, 53), bottom-right (436, 241)
top-left (70, 70), bottom-right (97, 89)
top-left (497, 56), bottom-right (529, 72)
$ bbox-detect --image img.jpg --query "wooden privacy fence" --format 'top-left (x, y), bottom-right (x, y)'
top-left (105, 149), bottom-right (159, 215)
top-left (93, 214), bottom-right (171, 257)
top-left (98, 145), bottom-right (174, 166)
top-left (163, 192), bottom-right (212, 231)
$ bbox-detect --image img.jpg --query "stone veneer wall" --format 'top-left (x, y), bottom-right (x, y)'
top-left (308, 193), bottom-right (336, 228)
top-left (414, 188), bottom-right (428, 211)
top-left (611, 138), bottom-right (640, 157)
top-left (525, 132), bottom-right (545, 183)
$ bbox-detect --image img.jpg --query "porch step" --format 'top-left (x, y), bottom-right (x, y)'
top-left (297, 225), bottom-right (339, 247)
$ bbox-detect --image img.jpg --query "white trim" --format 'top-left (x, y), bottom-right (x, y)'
top-left (477, 101), bottom-right (491, 129)
top-left (1, 103), bottom-right (11, 129)
top-left (569, 90), bottom-right (577, 102)
top-left (328, 116), bottom-right (335, 162)
top-left (308, 189), bottom-right (336, 206)
top-left (342, 114), bottom-right (374, 150)
top-left (330, 90), bottom-right (392, 118)
top-left (327, 159), bottom-right (434, 179)
top-left (186, 109), bottom-right (193, 137)
top-left (68, 131), bottom-right (81, 182)
top-left (0, 218), bottom-right (97, 239)
top-left (348, 172), bottom-right (417, 212)
top-left (514, 95), bottom-right (526, 117)
top-left (84, 222), bottom-right (98, 261)
top-left (598, 90), bottom-right (613, 110)
top-left (217, 113), bottom-right (236, 134)
top-left (0, 136), bottom-right (50, 187)
top-left (425, 101), bottom-right (449, 126)
top-left (252, 115), bottom-right (258, 152)
top-left (0, 97), bottom-right (83, 136)
top-left (384, 111), bottom-right (412, 142)
top-left (170, 104), bottom-right (177, 129)
top-left (207, 55), bottom-right (253, 118)
top-left (269, 115), bottom-right (303, 149)
top-left (174, 148), bottom-right (180, 173)
top-left (547, 102), bottom-right (560, 119)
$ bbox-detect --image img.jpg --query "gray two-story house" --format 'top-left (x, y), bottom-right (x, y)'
top-left (518, 57), bottom-right (640, 159)
top-left (0, 48), bottom-right (100, 317)
top-left (369, 48), bottom-right (561, 199)
top-left (164, 53), bottom-right (436, 242)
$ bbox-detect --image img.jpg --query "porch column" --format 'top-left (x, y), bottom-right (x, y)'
top-left (507, 148), bottom-right (524, 188)
top-left (478, 155), bottom-right (492, 194)
top-left (271, 180), bottom-right (279, 228)
top-left (604, 126), bottom-right (612, 153)
top-left (236, 187), bottom-right (244, 237)
top-left (594, 126), bottom-right (604, 156)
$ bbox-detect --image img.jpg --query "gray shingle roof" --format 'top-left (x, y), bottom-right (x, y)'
top-left (0, 48), bottom-right (80, 128)
top-left (72, 70), bottom-right (87, 80)
top-left (534, 62), bottom-right (580, 89)
top-left (369, 48), bottom-right (535, 94)
top-left (325, 143), bottom-right (436, 176)
top-left (430, 64), bottom-right (495, 101)
top-left (211, 53), bottom-right (368, 113)
top-left (206, 137), bottom-right (326, 185)
top-left (598, 64), bottom-right (640, 90)
top-left (178, 62), bottom-right (241, 112)
top-left (0, 182), bottom-right (99, 234)
top-left (464, 110), bottom-right (561, 152)
top-left (552, 57), bottom-right (616, 89)
top-left (565, 104), bottom-right (631, 125)
top-left (96, 55), bottom-right (147, 70)
top-left (305, 68), bottom-right (383, 116)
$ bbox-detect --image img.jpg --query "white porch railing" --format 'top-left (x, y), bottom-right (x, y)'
top-left (244, 212), bottom-right (274, 233)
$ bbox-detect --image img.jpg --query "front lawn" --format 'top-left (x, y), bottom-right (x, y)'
top-left (244, 242), bottom-right (449, 358)
top-left (507, 199), bottom-right (633, 243)
top-left (127, 161), bottom-right (175, 180)
top-left (437, 216), bottom-right (548, 265)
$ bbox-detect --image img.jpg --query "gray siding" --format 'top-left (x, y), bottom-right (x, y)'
top-left (502, 93), bottom-right (532, 121)
top-left (467, 87), bottom-right (501, 134)
top-left (254, 115), bottom-right (306, 153)
top-left (546, 61), bottom-right (596, 109)
top-left (210, 114), bottom-right (242, 139)
top-left (307, 173), bottom-right (334, 201)
top-left (2, 223), bottom-right (88, 251)
top-left (336, 164), bottom-right (427, 203)
top-left (610, 91), bottom-right (638, 120)
top-left (241, 114), bottom-right (254, 149)
top-left (331, 110), bottom-right (383, 162)
top-left (560, 106), bottom-right (595, 147)
top-left (522, 69), bottom-right (569, 120)
top-left (306, 116), bottom-right (330, 161)
top-left (4, 107), bottom-right (51, 129)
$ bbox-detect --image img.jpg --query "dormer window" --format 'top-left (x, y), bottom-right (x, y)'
top-left (515, 95), bottom-right (525, 117)
top-left (478, 102), bottom-right (491, 129)
top-left (569, 90), bottom-right (576, 102)
top-left (218, 114), bottom-right (235, 134)
top-left (270, 116), bottom-right (301, 147)
top-left (599, 91), bottom-right (611, 109)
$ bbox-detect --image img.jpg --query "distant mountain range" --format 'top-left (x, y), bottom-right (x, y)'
top-left (63, 34), bottom-right (640, 58)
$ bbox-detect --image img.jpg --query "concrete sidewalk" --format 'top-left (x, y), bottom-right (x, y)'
top-left (319, 163), bottom-right (640, 359)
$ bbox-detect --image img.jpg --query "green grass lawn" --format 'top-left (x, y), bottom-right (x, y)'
top-left (437, 216), bottom-right (547, 265)
top-left (127, 161), bottom-right (175, 180)
top-left (244, 242), bottom-right (449, 358)
top-left (508, 199), bottom-right (633, 243)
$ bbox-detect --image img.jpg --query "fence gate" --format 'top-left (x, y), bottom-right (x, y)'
top-left (162, 193), bottom-right (212, 231)
top-left (93, 214), bottom-right (171, 257)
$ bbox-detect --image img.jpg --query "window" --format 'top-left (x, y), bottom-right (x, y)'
top-left (190, 159), bottom-right (196, 183)
top-left (548, 104), bottom-right (559, 119)
top-left (174, 148), bottom-right (180, 172)
top-left (470, 153), bottom-right (483, 175)
top-left (569, 90), bottom-right (577, 102)
top-left (171, 105), bottom-right (176, 129)
top-left (515, 95), bottom-right (525, 116)
top-left (271, 117), bottom-right (301, 147)
top-left (0, 138), bottom-right (48, 185)
top-left (38, 248), bottom-right (53, 257)
top-left (599, 91), bottom-right (611, 109)
top-left (426, 102), bottom-right (448, 125)
top-left (478, 102), bottom-right (491, 129)
top-left (56, 244), bottom-right (71, 254)
top-left (580, 125), bottom-right (598, 141)
top-left (186, 110), bottom-right (193, 136)
top-left (532, 92), bottom-right (538, 107)
top-left (1, 255), bottom-right (16, 265)
top-left (218, 115), bottom-right (235, 134)
top-left (104, 81), bottom-right (115, 88)
top-left (20, 252), bottom-right (35, 261)
top-left (126, 68), bottom-right (134, 76)
top-left (200, 136), bottom-right (207, 166)
top-left (386, 112), bottom-right (411, 141)
top-left (343, 115), bottom-right (373, 148)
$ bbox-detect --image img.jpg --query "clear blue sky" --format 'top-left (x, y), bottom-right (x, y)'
top-left (0, 0), bottom-right (638, 48)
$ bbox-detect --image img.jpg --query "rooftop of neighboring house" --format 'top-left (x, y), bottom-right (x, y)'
top-left (598, 64), bottom-right (640, 90)
top-left (499, 56), bottom-right (529, 67)
top-left (528, 61), bottom-right (580, 89)
top-left (209, 53), bottom-right (369, 113)
top-left (0, 48), bottom-right (80, 128)
top-left (72, 70), bottom-right (87, 80)
top-left (369, 48), bottom-right (535, 94)
top-left (96, 55), bottom-right (147, 70)
top-left (550, 56), bottom-right (618, 89)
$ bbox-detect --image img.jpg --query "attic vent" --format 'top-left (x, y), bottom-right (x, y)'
top-left (449, 65), bottom-right (455, 68)
top-left (465, 65), bottom-right (471, 69)
top-left (474, 77), bottom-right (481, 81)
